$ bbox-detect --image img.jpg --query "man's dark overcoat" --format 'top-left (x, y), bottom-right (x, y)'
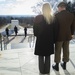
top-left (55, 10), bottom-right (75, 41)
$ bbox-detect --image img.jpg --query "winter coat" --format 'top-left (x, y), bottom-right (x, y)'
top-left (55, 10), bottom-right (75, 41)
top-left (33, 15), bottom-right (58, 56)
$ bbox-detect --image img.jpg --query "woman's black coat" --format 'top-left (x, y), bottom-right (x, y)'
top-left (33, 15), bottom-right (57, 56)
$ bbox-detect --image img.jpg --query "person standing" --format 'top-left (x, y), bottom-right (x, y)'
top-left (0, 33), bottom-right (2, 55)
top-left (24, 27), bottom-right (27, 37)
top-left (52, 2), bottom-right (75, 71)
top-left (5, 27), bottom-right (9, 38)
top-left (14, 26), bottom-right (18, 36)
top-left (33, 3), bottom-right (58, 75)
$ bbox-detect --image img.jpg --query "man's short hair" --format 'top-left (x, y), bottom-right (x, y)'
top-left (58, 2), bottom-right (67, 8)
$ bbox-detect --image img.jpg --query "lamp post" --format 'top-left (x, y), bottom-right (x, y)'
top-left (0, 33), bottom-right (2, 51)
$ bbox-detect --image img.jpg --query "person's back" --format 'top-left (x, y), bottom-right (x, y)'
top-left (34, 15), bottom-right (54, 55)
top-left (55, 10), bottom-right (75, 41)
top-left (52, 2), bottom-right (75, 71)
top-left (14, 26), bottom-right (18, 35)
top-left (24, 27), bottom-right (27, 37)
top-left (5, 27), bottom-right (9, 37)
top-left (33, 3), bottom-right (57, 74)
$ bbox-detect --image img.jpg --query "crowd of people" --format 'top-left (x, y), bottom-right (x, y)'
top-left (33, 1), bottom-right (75, 75)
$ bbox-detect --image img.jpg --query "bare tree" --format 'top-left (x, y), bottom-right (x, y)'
top-left (31, 0), bottom-right (59, 14)
top-left (31, 2), bottom-right (43, 14)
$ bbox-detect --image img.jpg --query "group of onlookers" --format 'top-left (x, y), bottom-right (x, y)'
top-left (5, 26), bottom-right (27, 38)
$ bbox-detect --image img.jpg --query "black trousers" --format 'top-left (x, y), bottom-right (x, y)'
top-left (38, 56), bottom-right (50, 74)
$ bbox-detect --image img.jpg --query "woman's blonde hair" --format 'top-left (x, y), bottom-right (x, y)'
top-left (42, 3), bottom-right (54, 24)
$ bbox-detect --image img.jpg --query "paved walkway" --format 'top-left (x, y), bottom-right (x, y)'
top-left (0, 27), bottom-right (75, 75)
top-left (0, 44), bottom-right (75, 75)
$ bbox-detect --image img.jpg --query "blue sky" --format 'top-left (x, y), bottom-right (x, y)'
top-left (0, 0), bottom-right (42, 15)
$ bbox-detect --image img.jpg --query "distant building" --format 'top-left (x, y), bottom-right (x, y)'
top-left (11, 20), bottom-right (19, 30)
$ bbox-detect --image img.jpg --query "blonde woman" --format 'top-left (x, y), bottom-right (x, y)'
top-left (33, 3), bottom-right (58, 75)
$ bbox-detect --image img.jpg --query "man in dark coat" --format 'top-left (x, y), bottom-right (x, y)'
top-left (24, 27), bottom-right (27, 37)
top-left (5, 27), bottom-right (9, 37)
top-left (14, 26), bottom-right (18, 36)
top-left (52, 2), bottom-right (75, 71)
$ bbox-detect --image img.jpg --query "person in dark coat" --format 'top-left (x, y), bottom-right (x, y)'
top-left (0, 33), bottom-right (2, 55)
top-left (24, 27), bottom-right (27, 37)
top-left (5, 27), bottom-right (9, 37)
top-left (33, 3), bottom-right (58, 74)
top-left (14, 26), bottom-right (18, 36)
top-left (52, 2), bottom-right (75, 71)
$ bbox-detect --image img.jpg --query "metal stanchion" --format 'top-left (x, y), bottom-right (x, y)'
top-left (1, 40), bottom-right (2, 51)
top-left (4, 36), bottom-right (7, 50)
top-left (0, 33), bottom-right (2, 51)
